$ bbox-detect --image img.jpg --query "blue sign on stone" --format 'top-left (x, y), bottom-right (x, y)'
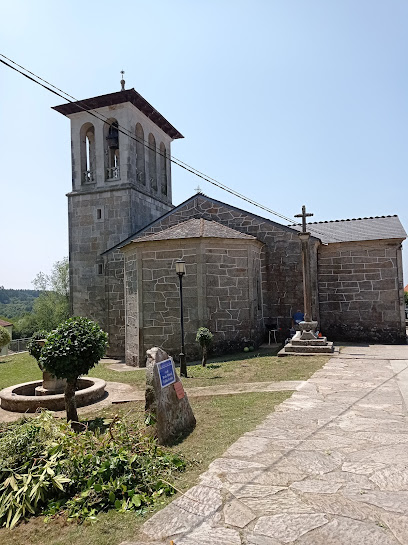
top-left (157, 358), bottom-right (176, 388)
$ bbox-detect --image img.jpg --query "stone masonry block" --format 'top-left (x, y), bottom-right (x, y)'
top-left (372, 279), bottom-right (396, 290)
top-left (364, 272), bottom-right (381, 280)
top-left (354, 291), bottom-right (380, 301)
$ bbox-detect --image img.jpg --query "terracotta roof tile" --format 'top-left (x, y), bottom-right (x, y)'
top-left (0, 319), bottom-right (12, 327)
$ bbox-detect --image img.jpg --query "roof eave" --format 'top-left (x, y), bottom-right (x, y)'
top-left (52, 88), bottom-right (183, 140)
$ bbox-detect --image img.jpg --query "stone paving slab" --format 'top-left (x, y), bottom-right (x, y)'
top-left (122, 344), bottom-right (408, 544)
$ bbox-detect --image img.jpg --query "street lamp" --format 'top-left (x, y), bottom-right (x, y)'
top-left (175, 258), bottom-right (187, 377)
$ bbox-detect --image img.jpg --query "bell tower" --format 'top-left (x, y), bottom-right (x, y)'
top-left (53, 79), bottom-right (183, 329)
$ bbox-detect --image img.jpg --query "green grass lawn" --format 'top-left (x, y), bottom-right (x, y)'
top-left (0, 349), bottom-right (330, 544)
top-left (88, 349), bottom-right (329, 389)
top-left (0, 392), bottom-right (291, 545)
top-left (0, 350), bottom-right (329, 392)
top-left (0, 353), bottom-right (42, 390)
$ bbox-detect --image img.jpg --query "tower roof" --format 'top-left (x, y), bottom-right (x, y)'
top-left (52, 88), bottom-right (183, 140)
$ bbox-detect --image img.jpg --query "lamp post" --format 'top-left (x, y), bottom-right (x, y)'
top-left (175, 258), bottom-right (187, 377)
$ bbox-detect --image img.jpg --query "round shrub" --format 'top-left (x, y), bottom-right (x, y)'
top-left (39, 317), bottom-right (108, 381)
top-left (196, 327), bottom-right (213, 367)
top-left (0, 326), bottom-right (11, 350)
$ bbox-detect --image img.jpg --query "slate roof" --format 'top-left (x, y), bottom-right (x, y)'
top-left (0, 319), bottom-right (12, 327)
top-left (105, 193), bottom-right (305, 254)
top-left (53, 89), bottom-right (183, 140)
top-left (123, 218), bottom-right (257, 246)
top-left (290, 215), bottom-right (406, 244)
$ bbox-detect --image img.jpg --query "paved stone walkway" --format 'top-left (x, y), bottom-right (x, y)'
top-left (122, 344), bottom-right (408, 545)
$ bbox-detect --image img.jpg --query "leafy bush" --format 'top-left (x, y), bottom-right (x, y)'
top-left (0, 326), bottom-right (11, 350)
top-left (196, 327), bottom-right (213, 367)
top-left (40, 317), bottom-right (108, 424)
top-left (0, 411), bottom-right (185, 528)
top-left (27, 330), bottom-right (49, 369)
top-left (40, 317), bottom-right (107, 381)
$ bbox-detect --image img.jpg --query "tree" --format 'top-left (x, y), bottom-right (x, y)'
top-left (31, 257), bottom-right (70, 332)
top-left (39, 317), bottom-right (108, 426)
top-left (0, 326), bottom-right (11, 350)
top-left (195, 327), bottom-right (213, 367)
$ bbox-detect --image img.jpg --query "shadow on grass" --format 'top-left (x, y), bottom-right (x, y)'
top-left (178, 346), bottom-right (281, 370)
top-left (0, 358), bottom-right (13, 365)
top-left (164, 424), bottom-right (197, 447)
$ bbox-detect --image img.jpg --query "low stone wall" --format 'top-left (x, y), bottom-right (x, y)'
top-left (318, 240), bottom-right (406, 343)
top-left (0, 378), bottom-right (106, 412)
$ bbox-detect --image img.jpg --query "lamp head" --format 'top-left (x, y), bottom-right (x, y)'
top-left (175, 258), bottom-right (186, 276)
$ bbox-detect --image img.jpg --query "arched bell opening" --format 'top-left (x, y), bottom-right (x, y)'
top-left (104, 118), bottom-right (120, 181)
top-left (136, 123), bottom-right (146, 185)
top-left (80, 122), bottom-right (96, 184)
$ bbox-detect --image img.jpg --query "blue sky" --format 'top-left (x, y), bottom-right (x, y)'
top-left (1, 0), bottom-right (407, 288)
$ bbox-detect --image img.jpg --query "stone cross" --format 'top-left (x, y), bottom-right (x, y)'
top-left (294, 204), bottom-right (314, 234)
top-left (120, 70), bottom-right (125, 91)
top-left (295, 205), bottom-right (314, 324)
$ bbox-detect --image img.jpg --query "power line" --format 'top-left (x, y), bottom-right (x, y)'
top-left (0, 53), bottom-right (344, 243)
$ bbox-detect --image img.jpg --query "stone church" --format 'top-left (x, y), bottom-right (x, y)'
top-left (53, 85), bottom-right (407, 366)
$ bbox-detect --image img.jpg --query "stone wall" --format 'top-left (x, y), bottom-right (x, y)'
top-left (121, 194), bottom-right (313, 331)
top-left (318, 240), bottom-right (406, 343)
top-left (104, 249), bottom-right (126, 357)
top-left (123, 237), bottom-right (263, 366)
top-left (68, 186), bottom-right (172, 340)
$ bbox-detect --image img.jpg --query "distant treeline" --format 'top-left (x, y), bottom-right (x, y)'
top-left (0, 288), bottom-right (42, 320)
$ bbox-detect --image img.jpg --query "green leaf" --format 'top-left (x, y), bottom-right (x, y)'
top-left (94, 484), bottom-right (102, 492)
top-left (132, 494), bottom-right (142, 507)
top-left (114, 499), bottom-right (122, 510)
top-left (109, 491), bottom-right (116, 503)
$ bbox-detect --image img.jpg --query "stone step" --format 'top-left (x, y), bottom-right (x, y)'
top-left (291, 337), bottom-right (328, 346)
top-left (283, 341), bottom-right (334, 354)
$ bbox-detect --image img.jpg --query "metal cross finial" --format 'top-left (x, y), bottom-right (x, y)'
top-left (120, 70), bottom-right (125, 91)
top-left (195, 185), bottom-right (202, 193)
top-left (294, 204), bottom-right (314, 233)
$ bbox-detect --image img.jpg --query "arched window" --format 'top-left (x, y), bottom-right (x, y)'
top-left (80, 123), bottom-right (95, 184)
top-left (136, 123), bottom-right (145, 185)
top-left (148, 133), bottom-right (157, 191)
top-left (104, 119), bottom-right (120, 181)
top-left (160, 142), bottom-right (167, 196)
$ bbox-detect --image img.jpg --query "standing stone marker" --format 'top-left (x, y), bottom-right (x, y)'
top-left (145, 347), bottom-right (196, 445)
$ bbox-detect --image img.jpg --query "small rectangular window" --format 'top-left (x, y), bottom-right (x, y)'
top-left (98, 264), bottom-right (103, 275)
top-left (96, 208), bottom-right (102, 220)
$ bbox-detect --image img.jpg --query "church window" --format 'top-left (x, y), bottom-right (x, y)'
top-left (136, 123), bottom-right (146, 185)
top-left (97, 263), bottom-right (103, 275)
top-left (80, 123), bottom-right (95, 184)
top-left (105, 119), bottom-right (120, 181)
top-left (160, 142), bottom-right (167, 195)
top-left (148, 133), bottom-right (157, 191)
top-left (96, 208), bottom-right (102, 220)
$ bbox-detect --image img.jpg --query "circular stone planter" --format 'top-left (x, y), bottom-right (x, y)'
top-left (0, 378), bottom-right (106, 413)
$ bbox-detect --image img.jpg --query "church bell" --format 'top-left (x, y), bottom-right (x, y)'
top-left (106, 124), bottom-right (119, 149)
